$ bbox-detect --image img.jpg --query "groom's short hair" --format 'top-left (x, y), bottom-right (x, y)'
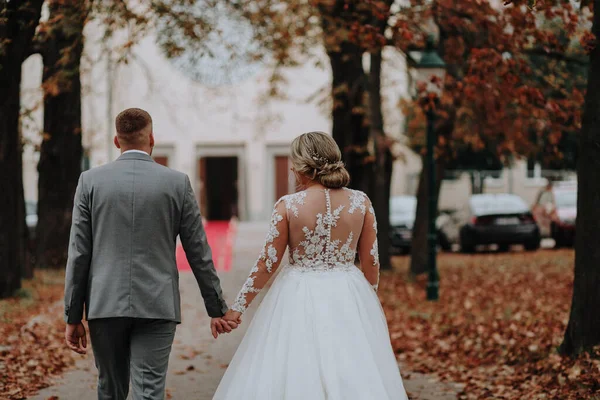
top-left (115, 108), bottom-right (152, 145)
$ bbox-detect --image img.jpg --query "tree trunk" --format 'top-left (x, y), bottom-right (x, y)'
top-left (326, 41), bottom-right (371, 194)
top-left (559, 0), bottom-right (600, 356)
top-left (0, 1), bottom-right (44, 298)
top-left (410, 157), bottom-right (445, 276)
top-left (368, 49), bottom-right (393, 270)
top-left (36, 1), bottom-right (87, 269)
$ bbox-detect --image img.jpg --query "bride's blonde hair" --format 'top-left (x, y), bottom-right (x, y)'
top-left (290, 131), bottom-right (351, 189)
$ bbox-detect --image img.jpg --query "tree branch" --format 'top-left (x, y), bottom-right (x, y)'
top-left (523, 48), bottom-right (589, 67)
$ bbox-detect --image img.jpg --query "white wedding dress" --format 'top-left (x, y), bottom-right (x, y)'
top-left (213, 188), bottom-right (408, 400)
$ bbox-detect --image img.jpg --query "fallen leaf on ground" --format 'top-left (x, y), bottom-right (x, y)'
top-left (0, 270), bottom-right (74, 399)
top-left (381, 249), bottom-right (600, 400)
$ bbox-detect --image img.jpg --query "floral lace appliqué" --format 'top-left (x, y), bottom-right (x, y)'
top-left (284, 192), bottom-right (307, 218)
top-left (345, 188), bottom-right (367, 215)
top-left (292, 191), bottom-right (354, 268)
top-left (231, 206), bottom-right (283, 313)
top-left (370, 238), bottom-right (379, 266)
top-left (368, 203), bottom-right (380, 292)
top-left (369, 204), bottom-right (377, 231)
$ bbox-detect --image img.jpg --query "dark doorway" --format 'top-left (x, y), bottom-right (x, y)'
top-left (153, 155), bottom-right (169, 166)
top-left (199, 156), bottom-right (239, 220)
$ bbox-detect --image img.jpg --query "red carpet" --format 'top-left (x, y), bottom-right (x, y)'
top-left (177, 220), bottom-right (236, 272)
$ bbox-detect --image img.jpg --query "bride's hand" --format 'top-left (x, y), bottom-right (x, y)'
top-left (223, 309), bottom-right (242, 325)
top-left (211, 318), bottom-right (235, 339)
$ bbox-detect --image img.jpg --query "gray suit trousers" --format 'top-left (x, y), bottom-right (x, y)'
top-left (88, 318), bottom-right (177, 400)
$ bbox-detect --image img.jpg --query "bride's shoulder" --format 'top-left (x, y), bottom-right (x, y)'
top-left (340, 187), bottom-right (370, 201)
top-left (273, 191), bottom-right (308, 218)
top-left (340, 187), bottom-right (372, 214)
top-left (276, 191), bottom-right (308, 206)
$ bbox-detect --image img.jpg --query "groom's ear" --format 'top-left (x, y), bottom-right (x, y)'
top-left (114, 135), bottom-right (121, 149)
top-left (149, 132), bottom-right (155, 148)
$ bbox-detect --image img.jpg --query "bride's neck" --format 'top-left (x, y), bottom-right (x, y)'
top-left (304, 182), bottom-right (327, 191)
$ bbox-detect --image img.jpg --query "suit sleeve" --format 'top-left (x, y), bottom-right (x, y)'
top-left (64, 174), bottom-right (93, 324)
top-left (179, 175), bottom-right (228, 318)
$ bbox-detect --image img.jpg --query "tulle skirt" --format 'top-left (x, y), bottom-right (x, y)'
top-left (213, 264), bottom-right (408, 400)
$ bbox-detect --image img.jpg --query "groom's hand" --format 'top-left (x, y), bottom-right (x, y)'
top-left (65, 322), bottom-right (87, 354)
top-left (223, 310), bottom-right (242, 326)
top-left (211, 318), bottom-right (237, 339)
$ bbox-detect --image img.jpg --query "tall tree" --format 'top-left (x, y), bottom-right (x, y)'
top-left (319, 0), bottom-right (396, 269)
top-left (401, 0), bottom-right (589, 274)
top-left (559, 0), bottom-right (600, 356)
top-left (368, 49), bottom-right (394, 270)
top-left (319, 2), bottom-right (371, 195)
top-left (0, 0), bottom-right (44, 297)
top-left (31, 0), bottom-right (224, 269)
top-left (366, 1), bottom-right (396, 271)
top-left (35, 0), bottom-right (89, 269)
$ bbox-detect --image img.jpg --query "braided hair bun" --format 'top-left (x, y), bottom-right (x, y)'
top-left (290, 132), bottom-right (350, 189)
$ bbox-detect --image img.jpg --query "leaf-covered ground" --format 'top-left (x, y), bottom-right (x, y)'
top-left (381, 249), bottom-right (600, 400)
top-left (0, 270), bottom-right (74, 400)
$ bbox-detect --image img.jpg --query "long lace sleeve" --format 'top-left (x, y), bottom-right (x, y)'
top-left (358, 200), bottom-right (380, 291)
top-left (231, 199), bottom-right (288, 313)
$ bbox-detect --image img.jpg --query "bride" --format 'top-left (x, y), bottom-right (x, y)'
top-left (214, 131), bottom-right (408, 400)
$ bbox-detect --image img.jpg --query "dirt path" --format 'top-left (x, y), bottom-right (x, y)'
top-left (32, 222), bottom-right (460, 400)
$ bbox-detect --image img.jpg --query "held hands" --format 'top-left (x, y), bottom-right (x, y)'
top-left (223, 309), bottom-right (242, 325)
top-left (65, 322), bottom-right (87, 355)
top-left (210, 310), bottom-right (243, 339)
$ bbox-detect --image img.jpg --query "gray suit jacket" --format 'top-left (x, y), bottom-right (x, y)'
top-left (64, 152), bottom-right (228, 324)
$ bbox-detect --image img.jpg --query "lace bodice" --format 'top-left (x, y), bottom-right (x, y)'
top-left (231, 188), bottom-right (380, 314)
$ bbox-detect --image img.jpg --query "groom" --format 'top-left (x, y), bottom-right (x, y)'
top-left (63, 108), bottom-right (237, 400)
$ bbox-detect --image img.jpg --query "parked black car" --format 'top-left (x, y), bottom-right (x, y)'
top-left (389, 196), bottom-right (416, 254)
top-left (437, 194), bottom-right (540, 253)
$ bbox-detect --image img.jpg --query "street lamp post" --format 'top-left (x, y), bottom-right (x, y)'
top-left (407, 35), bottom-right (447, 301)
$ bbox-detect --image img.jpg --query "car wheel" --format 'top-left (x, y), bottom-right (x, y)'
top-left (498, 244), bottom-right (510, 253)
top-left (461, 244), bottom-right (475, 254)
top-left (460, 231), bottom-right (475, 254)
top-left (460, 239), bottom-right (475, 254)
top-left (438, 232), bottom-right (452, 252)
top-left (563, 231), bottom-right (575, 248)
top-left (552, 225), bottom-right (564, 249)
top-left (524, 239), bottom-right (540, 251)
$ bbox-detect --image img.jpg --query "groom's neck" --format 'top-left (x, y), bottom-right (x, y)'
top-left (121, 145), bottom-right (152, 155)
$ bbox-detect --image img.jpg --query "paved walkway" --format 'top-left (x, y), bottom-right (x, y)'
top-left (32, 222), bottom-right (460, 400)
